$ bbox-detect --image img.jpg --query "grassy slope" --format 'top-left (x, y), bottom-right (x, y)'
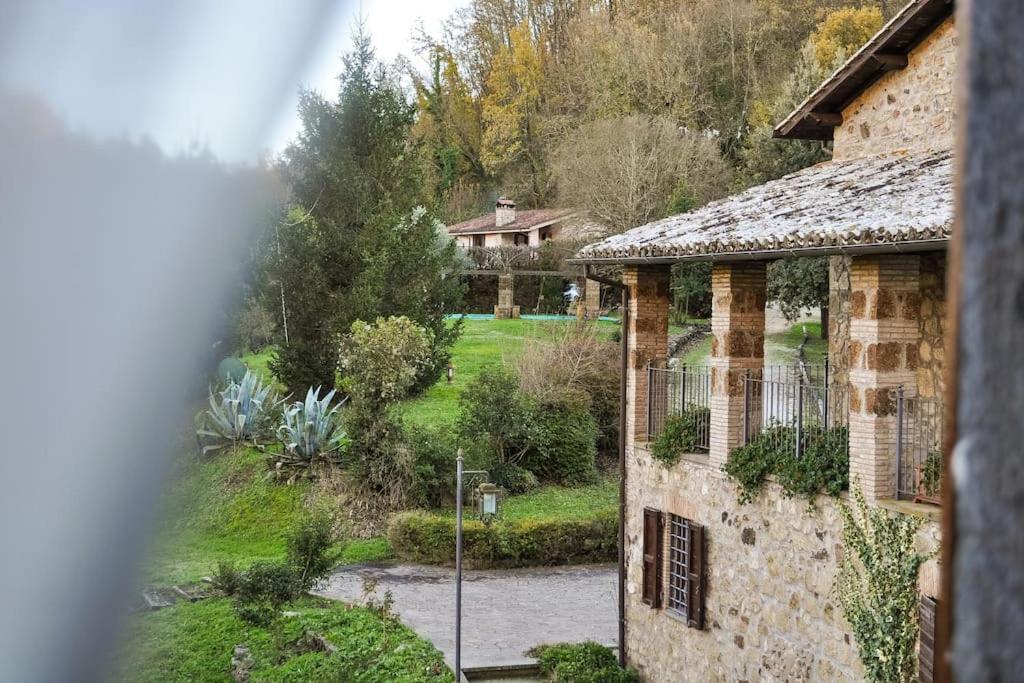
top-left (118, 597), bottom-right (452, 683)
top-left (431, 479), bottom-right (617, 521)
top-left (147, 448), bottom-right (390, 585)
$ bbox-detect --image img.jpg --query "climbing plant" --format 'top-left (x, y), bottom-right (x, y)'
top-left (836, 486), bottom-right (931, 683)
top-left (651, 407), bottom-right (710, 467)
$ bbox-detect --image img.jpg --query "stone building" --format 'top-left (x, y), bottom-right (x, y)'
top-left (574, 1), bottom-right (954, 679)
top-left (446, 197), bottom-right (593, 248)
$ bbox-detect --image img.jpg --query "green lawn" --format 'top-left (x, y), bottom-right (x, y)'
top-left (117, 597), bottom-right (452, 682)
top-left (400, 317), bottom-right (618, 428)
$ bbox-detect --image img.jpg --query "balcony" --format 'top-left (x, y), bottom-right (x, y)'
top-left (895, 390), bottom-right (945, 505)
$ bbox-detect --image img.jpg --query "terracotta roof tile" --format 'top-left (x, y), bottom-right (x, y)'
top-left (446, 208), bottom-right (575, 235)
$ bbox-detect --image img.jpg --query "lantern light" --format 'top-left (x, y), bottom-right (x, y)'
top-left (447, 363), bottom-right (455, 384)
top-left (475, 482), bottom-right (502, 523)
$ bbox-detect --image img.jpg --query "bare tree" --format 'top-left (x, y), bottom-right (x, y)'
top-left (551, 114), bottom-right (732, 233)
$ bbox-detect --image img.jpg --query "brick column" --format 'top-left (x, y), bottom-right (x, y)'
top-left (708, 262), bottom-right (766, 468)
top-left (585, 278), bottom-right (602, 318)
top-left (623, 265), bottom-right (670, 446)
top-left (494, 272), bottom-right (519, 319)
top-left (847, 255), bottom-right (921, 500)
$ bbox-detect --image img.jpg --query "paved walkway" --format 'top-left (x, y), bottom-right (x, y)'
top-left (316, 563), bottom-right (617, 671)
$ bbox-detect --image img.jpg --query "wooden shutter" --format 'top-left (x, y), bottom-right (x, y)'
top-left (686, 523), bottom-right (705, 629)
top-left (642, 508), bottom-right (664, 608)
top-left (919, 596), bottom-right (937, 683)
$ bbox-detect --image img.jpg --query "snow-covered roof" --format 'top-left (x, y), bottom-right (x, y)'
top-left (575, 149), bottom-right (952, 263)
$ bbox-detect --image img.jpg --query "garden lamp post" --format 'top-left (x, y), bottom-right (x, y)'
top-left (454, 449), bottom-right (498, 678)
top-left (447, 363), bottom-right (455, 384)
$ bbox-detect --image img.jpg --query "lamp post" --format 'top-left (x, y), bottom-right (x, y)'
top-left (454, 449), bottom-right (499, 678)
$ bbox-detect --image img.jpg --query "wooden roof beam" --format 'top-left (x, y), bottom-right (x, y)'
top-left (871, 53), bottom-right (910, 71)
top-left (807, 111), bottom-right (843, 128)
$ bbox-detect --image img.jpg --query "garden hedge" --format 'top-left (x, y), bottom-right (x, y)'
top-left (386, 509), bottom-right (617, 568)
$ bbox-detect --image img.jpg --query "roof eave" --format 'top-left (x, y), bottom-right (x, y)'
top-left (774, 0), bottom-right (955, 141)
top-left (570, 237), bottom-right (949, 266)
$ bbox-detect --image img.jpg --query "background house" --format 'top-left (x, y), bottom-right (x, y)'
top-left (576, 0), bottom-right (953, 679)
top-left (446, 198), bottom-right (590, 248)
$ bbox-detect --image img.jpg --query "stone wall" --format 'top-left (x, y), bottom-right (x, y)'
top-left (917, 252), bottom-right (947, 399)
top-left (623, 445), bottom-right (940, 682)
top-left (833, 18), bottom-right (956, 161)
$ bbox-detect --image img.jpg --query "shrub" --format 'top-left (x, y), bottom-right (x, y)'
top-left (387, 509), bottom-right (616, 569)
top-left (405, 424), bottom-right (459, 507)
top-left (286, 511), bottom-right (339, 591)
top-left (344, 406), bottom-right (419, 510)
top-left (490, 462), bottom-right (539, 495)
top-left (198, 370), bottom-right (282, 452)
top-left (457, 365), bottom-right (536, 466)
top-left (921, 449), bottom-right (942, 497)
top-left (277, 386), bottom-right (348, 466)
top-left (211, 560), bottom-right (243, 596)
top-left (530, 642), bottom-right (639, 683)
top-left (724, 424), bottom-right (849, 504)
top-left (515, 322), bottom-right (620, 459)
top-left (650, 406), bottom-right (710, 466)
top-left (342, 316), bottom-right (433, 408)
top-left (234, 295), bottom-right (277, 353)
top-left (521, 393), bottom-right (599, 486)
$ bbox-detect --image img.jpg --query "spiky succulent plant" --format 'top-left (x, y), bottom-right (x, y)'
top-left (276, 386), bottom-right (348, 464)
top-left (198, 370), bottom-right (282, 453)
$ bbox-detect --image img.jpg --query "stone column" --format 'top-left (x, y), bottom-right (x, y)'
top-left (585, 278), bottom-right (602, 318)
top-left (708, 262), bottom-right (766, 468)
top-left (847, 254), bottom-right (921, 500)
top-left (494, 272), bottom-right (519, 319)
top-left (623, 265), bottom-right (670, 446)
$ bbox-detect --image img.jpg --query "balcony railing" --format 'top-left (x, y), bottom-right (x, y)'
top-left (647, 364), bottom-right (711, 452)
top-left (741, 365), bottom-right (850, 462)
top-left (895, 389), bottom-right (944, 504)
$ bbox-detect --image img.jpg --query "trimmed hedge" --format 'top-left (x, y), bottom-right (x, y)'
top-left (387, 509), bottom-right (617, 569)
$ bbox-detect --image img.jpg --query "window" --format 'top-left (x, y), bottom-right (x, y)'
top-left (667, 514), bottom-right (705, 629)
top-left (472, 234), bottom-right (484, 247)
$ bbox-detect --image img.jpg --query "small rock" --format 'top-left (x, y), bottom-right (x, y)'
top-left (232, 645), bottom-right (254, 682)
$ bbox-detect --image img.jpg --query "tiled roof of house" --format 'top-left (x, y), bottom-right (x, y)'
top-left (446, 208), bottom-right (575, 235)
top-left (575, 149), bottom-right (952, 263)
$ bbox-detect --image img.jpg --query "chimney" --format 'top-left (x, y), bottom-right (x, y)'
top-left (495, 197), bottom-right (516, 227)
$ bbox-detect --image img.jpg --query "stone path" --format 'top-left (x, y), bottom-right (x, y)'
top-left (316, 563), bottom-right (617, 671)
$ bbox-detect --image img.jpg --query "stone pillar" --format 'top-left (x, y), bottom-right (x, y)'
top-left (847, 254), bottom-right (920, 500)
top-left (494, 272), bottom-right (519, 319)
top-left (585, 278), bottom-right (602, 318)
top-left (708, 262), bottom-right (766, 468)
top-left (623, 265), bottom-right (670, 446)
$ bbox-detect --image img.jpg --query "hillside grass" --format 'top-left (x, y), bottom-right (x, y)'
top-left (146, 447), bottom-right (392, 586)
top-left (683, 322), bottom-right (826, 367)
top-left (117, 597), bottom-right (452, 683)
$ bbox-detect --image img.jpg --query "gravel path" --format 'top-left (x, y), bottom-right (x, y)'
top-left (316, 563), bottom-right (617, 671)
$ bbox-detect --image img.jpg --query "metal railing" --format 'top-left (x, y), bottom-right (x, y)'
top-left (741, 364), bottom-right (850, 461)
top-left (895, 388), bottom-right (944, 504)
top-left (647, 364), bottom-right (711, 452)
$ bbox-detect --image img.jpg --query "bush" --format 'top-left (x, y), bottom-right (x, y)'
top-left (405, 424), bottom-right (459, 507)
top-left (286, 511), bottom-right (339, 591)
top-left (521, 393), bottom-right (599, 486)
top-left (490, 462), bottom-right (539, 495)
top-left (219, 512), bottom-right (342, 625)
top-left (342, 316), bottom-right (433, 408)
top-left (724, 424), bottom-right (849, 504)
top-left (530, 642), bottom-right (639, 682)
top-left (234, 296), bottom-right (278, 353)
top-left (344, 406), bottom-right (419, 510)
top-left (387, 509), bottom-right (617, 569)
top-left (650, 406), bottom-right (710, 467)
top-left (457, 365), bottom-right (535, 467)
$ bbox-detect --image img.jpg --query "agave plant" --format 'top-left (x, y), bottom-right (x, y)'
top-left (277, 386), bottom-right (348, 465)
top-left (198, 370), bottom-right (282, 453)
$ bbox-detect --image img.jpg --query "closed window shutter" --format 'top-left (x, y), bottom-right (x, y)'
top-left (642, 508), bottom-right (663, 608)
top-left (919, 596), bottom-right (937, 683)
top-left (686, 523), bottom-right (705, 629)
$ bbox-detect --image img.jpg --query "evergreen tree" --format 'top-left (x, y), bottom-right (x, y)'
top-left (269, 27), bottom-right (465, 393)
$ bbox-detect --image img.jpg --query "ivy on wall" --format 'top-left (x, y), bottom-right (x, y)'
top-left (836, 486), bottom-right (932, 683)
